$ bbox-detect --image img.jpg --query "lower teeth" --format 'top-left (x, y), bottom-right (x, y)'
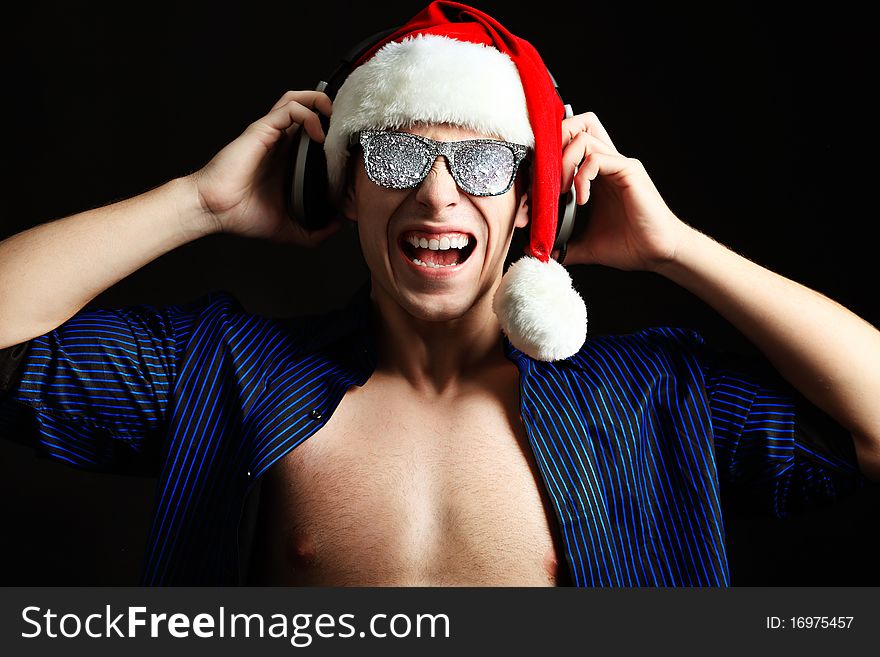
top-left (411, 257), bottom-right (458, 269)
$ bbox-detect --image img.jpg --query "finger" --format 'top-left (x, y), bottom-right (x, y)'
top-left (270, 92), bottom-right (332, 142)
top-left (561, 132), bottom-right (616, 191)
top-left (562, 111), bottom-right (618, 153)
top-left (586, 113), bottom-right (616, 152)
top-left (255, 100), bottom-right (326, 146)
top-left (576, 151), bottom-right (635, 188)
top-left (270, 90), bottom-right (333, 117)
top-left (574, 177), bottom-right (591, 206)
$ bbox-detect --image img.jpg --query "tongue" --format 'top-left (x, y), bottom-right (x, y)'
top-left (414, 247), bottom-right (461, 266)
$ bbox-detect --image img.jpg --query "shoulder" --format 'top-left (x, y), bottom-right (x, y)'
top-left (572, 325), bottom-right (705, 359)
top-left (171, 289), bottom-right (256, 343)
top-left (185, 289), bottom-right (363, 347)
top-left (190, 289), bottom-right (247, 317)
top-left (165, 289), bottom-right (248, 329)
top-left (179, 290), bottom-right (360, 384)
top-left (563, 325), bottom-right (708, 378)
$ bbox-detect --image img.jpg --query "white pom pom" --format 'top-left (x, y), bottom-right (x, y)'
top-left (492, 256), bottom-right (587, 362)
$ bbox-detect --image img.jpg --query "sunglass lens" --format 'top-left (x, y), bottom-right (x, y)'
top-left (365, 132), bottom-right (431, 189)
top-left (454, 142), bottom-right (516, 195)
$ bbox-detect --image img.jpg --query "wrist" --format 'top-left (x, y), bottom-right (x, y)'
top-left (651, 223), bottom-right (706, 279)
top-left (174, 174), bottom-right (223, 240)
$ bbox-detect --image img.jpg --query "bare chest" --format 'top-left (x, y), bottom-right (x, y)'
top-left (245, 369), bottom-right (570, 586)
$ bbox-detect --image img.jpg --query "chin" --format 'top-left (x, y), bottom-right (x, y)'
top-left (399, 290), bottom-right (474, 323)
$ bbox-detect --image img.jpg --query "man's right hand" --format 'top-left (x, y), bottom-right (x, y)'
top-left (187, 90), bottom-right (343, 247)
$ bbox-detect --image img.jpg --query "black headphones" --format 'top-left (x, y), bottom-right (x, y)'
top-left (285, 26), bottom-right (579, 261)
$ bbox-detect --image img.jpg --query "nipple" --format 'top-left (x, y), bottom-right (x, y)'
top-left (288, 534), bottom-right (318, 567)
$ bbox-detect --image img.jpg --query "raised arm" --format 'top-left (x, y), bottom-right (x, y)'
top-left (0, 176), bottom-right (210, 348)
top-left (0, 89), bottom-right (340, 349)
top-left (654, 228), bottom-right (880, 481)
top-left (556, 111), bottom-right (880, 482)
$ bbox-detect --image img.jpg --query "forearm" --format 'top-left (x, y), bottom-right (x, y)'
top-left (656, 226), bottom-right (880, 442)
top-left (0, 175), bottom-right (219, 348)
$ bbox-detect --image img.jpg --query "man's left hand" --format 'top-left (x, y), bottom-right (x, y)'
top-left (553, 112), bottom-right (693, 272)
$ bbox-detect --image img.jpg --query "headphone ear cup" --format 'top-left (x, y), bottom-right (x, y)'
top-left (285, 27), bottom-right (405, 232)
top-left (287, 111), bottom-right (334, 231)
top-left (554, 184), bottom-right (577, 251)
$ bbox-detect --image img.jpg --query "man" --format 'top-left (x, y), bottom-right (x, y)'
top-left (1, 1), bottom-right (879, 586)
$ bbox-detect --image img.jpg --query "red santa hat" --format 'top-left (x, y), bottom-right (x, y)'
top-left (324, 0), bottom-right (587, 361)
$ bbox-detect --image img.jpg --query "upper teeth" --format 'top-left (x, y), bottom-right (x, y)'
top-left (405, 234), bottom-right (470, 250)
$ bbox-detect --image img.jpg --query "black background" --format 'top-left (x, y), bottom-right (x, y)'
top-left (1, 0), bottom-right (877, 584)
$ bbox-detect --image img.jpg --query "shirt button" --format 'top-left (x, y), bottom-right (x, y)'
top-left (309, 408), bottom-right (323, 420)
top-left (246, 471), bottom-right (252, 478)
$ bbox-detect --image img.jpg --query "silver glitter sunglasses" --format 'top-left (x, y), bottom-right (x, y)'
top-left (357, 129), bottom-right (529, 197)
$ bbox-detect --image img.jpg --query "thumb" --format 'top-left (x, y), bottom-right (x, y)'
top-left (294, 215), bottom-right (346, 248)
top-left (558, 231), bottom-right (600, 267)
top-left (308, 216), bottom-right (345, 242)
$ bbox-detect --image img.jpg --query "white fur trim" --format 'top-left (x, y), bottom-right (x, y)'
top-left (492, 256), bottom-right (588, 362)
top-left (324, 33), bottom-right (533, 207)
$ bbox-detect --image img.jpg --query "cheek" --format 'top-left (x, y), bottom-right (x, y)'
top-left (353, 193), bottom-right (400, 259)
top-left (355, 215), bottom-right (386, 258)
top-left (479, 198), bottom-right (519, 245)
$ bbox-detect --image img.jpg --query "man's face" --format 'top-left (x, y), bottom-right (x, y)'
top-left (341, 122), bottom-right (530, 324)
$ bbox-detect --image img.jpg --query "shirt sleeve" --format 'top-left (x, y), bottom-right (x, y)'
top-left (666, 328), bottom-right (869, 519)
top-left (0, 291), bottom-right (240, 476)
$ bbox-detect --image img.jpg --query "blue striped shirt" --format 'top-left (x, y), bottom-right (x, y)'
top-left (0, 280), bottom-right (868, 585)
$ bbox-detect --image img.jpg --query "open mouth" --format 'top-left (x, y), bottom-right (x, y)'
top-left (398, 231), bottom-right (477, 269)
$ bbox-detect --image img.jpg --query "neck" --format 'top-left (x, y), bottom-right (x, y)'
top-left (368, 280), bottom-right (511, 398)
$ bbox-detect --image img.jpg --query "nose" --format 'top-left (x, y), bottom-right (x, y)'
top-left (414, 155), bottom-right (460, 210)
